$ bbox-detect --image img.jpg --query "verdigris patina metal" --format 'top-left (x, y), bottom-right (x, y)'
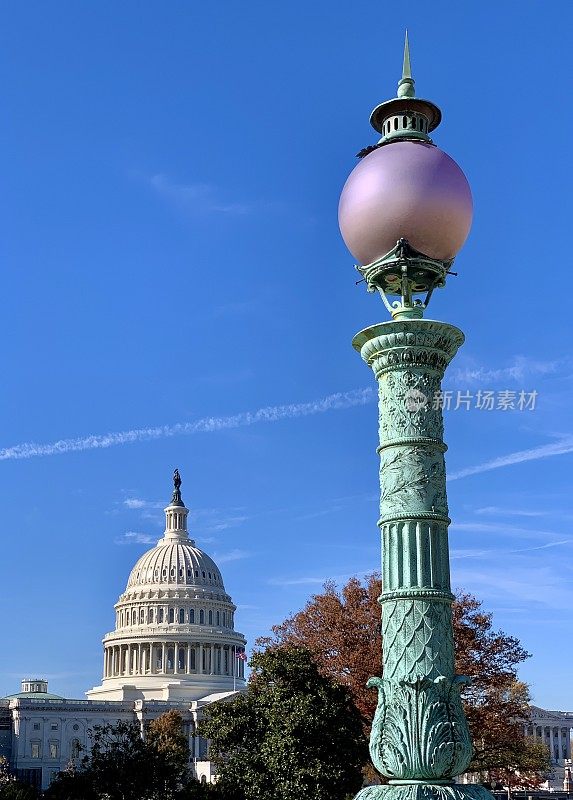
top-left (339, 35), bottom-right (494, 800)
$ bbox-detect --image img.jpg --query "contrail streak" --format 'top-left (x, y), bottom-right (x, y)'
top-left (0, 388), bottom-right (376, 462)
top-left (448, 436), bottom-right (573, 481)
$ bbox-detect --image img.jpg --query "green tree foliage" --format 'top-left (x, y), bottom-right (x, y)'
top-left (199, 645), bottom-right (367, 800)
top-left (0, 756), bottom-right (38, 800)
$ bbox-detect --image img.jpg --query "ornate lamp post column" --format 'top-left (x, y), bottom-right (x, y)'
top-left (338, 37), bottom-right (493, 800)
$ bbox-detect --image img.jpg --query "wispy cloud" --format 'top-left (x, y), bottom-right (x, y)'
top-left (450, 521), bottom-right (566, 539)
top-left (123, 498), bottom-right (162, 510)
top-left (122, 495), bottom-right (250, 534)
top-left (213, 549), bottom-right (250, 564)
top-left (268, 569), bottom-right (372, 588)
top-left (0, 388), bottom-right (375, 462)
top-left (448, 355), bottom-right (563, 386)
top-left (148, 173), bottom-right (250, 216)
top-left (115, 531), bottom-right (156, 545)
top-left (448, 435), bottom-right (573, 481)
top-left (453, 564), bottom-right (573, 609)
top-left (474, 506), bottom-right (545, 517)
top-left (451, 539), bottom-right (572, 559)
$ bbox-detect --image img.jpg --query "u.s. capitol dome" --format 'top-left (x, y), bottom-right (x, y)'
top-left (87, 473), bottom-right (246, 701)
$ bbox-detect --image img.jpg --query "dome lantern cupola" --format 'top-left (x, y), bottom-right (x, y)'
top-left (338, 33), bottom-right (473, 320)
top-left (163, 468), bottom-right (192, 543)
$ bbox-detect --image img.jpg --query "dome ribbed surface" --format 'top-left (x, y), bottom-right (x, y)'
top-left (127, 541), bottom-right (225, 590)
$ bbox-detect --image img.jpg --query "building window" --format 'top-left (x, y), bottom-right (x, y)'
top-left (167, 648), bottom-right (174, 670)
top-left (51, 723), bottom-right (58, 731)
top-left (149, 607), bottom-right (154, 623)
top-left (33, 723), bottom-right (40, 731)
top-left (178, 608), bottom-right (185, 624)
top-left (178, 648), bottom-right (185, 670)
top-left (49, 742), bottom-right (59, 759)
top-left (169, 608), bottom-right (174, 624)
top-left (216, 611), bottom-right (220, 626)
top-left (199, 610), bottom-right (205, 624)
top-left (189, 609), bottom-right (195, 623)
top-left (208, 610), bottom-right (213, 625)
top-left (158, 608), bottom-right (164, 623)
top-left (31, 742), bottom-right (41, 759)
top-left (72, 724), bottom-right (79, 732)
top-left (190, 648), bottom-right (196, 670)
top-left (71, 739), bottom-right (81, 759)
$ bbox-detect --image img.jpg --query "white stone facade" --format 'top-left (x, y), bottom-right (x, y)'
top-left (0, 689), bottom-right (232, 791)
top-left (525, 706), bottom-right (573, 789)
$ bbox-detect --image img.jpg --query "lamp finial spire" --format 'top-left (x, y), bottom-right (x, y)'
top-left (397, 30), bottom-right (415, 98)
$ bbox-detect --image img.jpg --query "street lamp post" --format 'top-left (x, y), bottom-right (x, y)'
top-left (338, 36), bottom-right (494, 800)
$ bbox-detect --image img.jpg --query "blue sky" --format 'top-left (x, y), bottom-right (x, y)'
top-left (0, 1), bottom-right (572, 709)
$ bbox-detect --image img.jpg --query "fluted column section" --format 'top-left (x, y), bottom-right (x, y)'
top-left (353, 318), bottom-right (480, 797)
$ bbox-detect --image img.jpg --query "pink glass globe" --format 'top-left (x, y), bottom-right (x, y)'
top-left (338, 141), bottom-right (473, 265)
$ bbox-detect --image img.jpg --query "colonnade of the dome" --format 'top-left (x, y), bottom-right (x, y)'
top-left (103, 641), bottom-right (245, 680)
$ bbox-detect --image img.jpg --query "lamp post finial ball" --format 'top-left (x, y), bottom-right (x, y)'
top-left (338, 141), bottom-right (473, 268)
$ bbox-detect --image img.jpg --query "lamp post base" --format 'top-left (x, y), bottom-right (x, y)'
top-left (356, 784), bottom-right (495, 800)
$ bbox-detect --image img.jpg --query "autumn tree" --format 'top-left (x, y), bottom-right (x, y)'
top-left (260, 574), bottom-right (550, 784)
top-left (146, 709), bottom-right (190, 794)
top-left (199, 646), bottom-right (367, 800)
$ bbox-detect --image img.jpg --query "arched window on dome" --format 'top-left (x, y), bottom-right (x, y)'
top-left (179, 568), bottom-right (183, 578)
top-left (178, 608), bottom-right (185, 624)
top-left (199, 610), bottom-right (205, 625)
top-left (189, 609), bottom-right (195, 623)
top-left (170, 567), bottom-right (175, 578)
top-left (132, 610), bottom-right (136, 626)
top-left (187, 568), bottom-right (191, 579)
top-left (208, 610), bottom-right (213, 625)
top-left (195, 570), bottom-right (199, 577)
top-left (222, 611), bottom-right (226, 628)
top-left (202, 571), bottom-right (206, 579)
top-left (148, 607), bottom-right (154, 623)
top-left (169, 608), bottom-right (174, 624)
top-left (139, 608), bottom-right (144, 624)
top-left (216, 611), bottom-right (220, 626)
top-left (158, 608), bottom-right (164, 623)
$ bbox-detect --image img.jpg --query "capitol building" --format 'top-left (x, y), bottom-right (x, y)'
top-left (0, 473), bottom-right (247, 791)
top-left (0, 475), bottom-right (571, 793)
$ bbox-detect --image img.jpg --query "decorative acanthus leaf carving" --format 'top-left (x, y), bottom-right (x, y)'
top-left (367, 675), bottom-right (473, 781)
